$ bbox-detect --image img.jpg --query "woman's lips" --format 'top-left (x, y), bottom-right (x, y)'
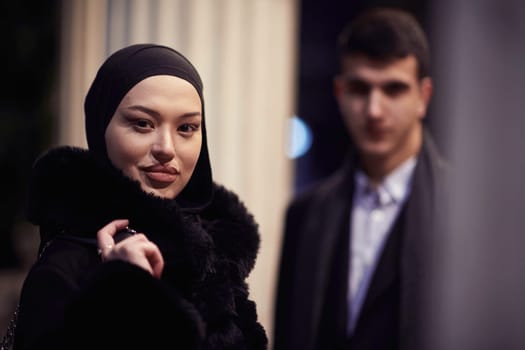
top-left (145, 171), bottom-right (177, 183)
top-left (143, 165), bottom-right (179, 184)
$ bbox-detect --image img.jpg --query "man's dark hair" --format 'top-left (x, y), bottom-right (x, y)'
top-left (337, 7), bottom-right (430, 79)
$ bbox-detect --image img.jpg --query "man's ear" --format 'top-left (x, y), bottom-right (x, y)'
top-left (333, 76), bottom-right (344, 99)
top-left (419, 77), bottom-right (433, 118)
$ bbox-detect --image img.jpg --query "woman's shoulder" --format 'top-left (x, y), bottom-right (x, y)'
top-left (31, 146), bottom-right (91, 172)
top-left (30, 237), bottom-right (99, 278)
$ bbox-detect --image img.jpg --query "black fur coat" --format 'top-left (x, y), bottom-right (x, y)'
top-left (14, 146), bottom-right (268, 350)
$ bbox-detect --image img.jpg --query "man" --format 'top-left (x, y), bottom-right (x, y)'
top-left (274, 7), bottom-right (449, 350)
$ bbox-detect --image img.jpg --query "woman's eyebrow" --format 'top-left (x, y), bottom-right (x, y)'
top-left (125, 105), bottom-right (160, 118)
top-left (125, 105), bottom-right (201, 119)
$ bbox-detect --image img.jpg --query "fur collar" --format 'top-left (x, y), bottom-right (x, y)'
top-left (25, 146), bottom-right (260, 282)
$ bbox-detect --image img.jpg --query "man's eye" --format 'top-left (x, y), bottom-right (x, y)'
top-left (346, 81), bottom-right (370, 95)
top-left (383, 83), bottom-right (408, 96)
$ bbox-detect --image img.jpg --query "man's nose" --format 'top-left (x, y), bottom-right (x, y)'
top-left (366, 90), bottom-right (384, 118)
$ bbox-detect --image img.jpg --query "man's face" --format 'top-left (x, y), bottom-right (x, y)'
top-left (334, 54), bottom-right (432, 165)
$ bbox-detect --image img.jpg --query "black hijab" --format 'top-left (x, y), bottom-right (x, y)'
top-left (84, 43), bottom-right (213, 211)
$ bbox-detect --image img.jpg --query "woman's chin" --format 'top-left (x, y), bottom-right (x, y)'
top-left (141, 185), bottom-right (178, 199)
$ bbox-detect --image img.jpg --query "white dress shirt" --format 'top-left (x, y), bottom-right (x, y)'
top-left (347, 157), bottom-right (417, 333)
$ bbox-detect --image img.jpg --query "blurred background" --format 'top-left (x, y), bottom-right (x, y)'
top-left (1, 0), bottom-right (525, 349)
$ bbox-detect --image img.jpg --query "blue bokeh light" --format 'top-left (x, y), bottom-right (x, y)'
top-left (286, 116), bottom-right (313, 159)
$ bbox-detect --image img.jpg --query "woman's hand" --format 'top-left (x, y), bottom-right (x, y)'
top-left (96, 219), bottom-right (164, 279)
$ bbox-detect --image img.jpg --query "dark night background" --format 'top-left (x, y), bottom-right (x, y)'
top-left (0, 0), bottom-right (59, 268)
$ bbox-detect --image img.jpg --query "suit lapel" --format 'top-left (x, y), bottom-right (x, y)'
top-left (308, 159), bottom-right (355, 348)
top-left (355, 130), bottom-right (447, 333)
top-left (399, 130), bottom-right (449, 350)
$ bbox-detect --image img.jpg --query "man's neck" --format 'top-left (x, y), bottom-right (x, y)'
top-left (360, 130), bottom-right (422, 186)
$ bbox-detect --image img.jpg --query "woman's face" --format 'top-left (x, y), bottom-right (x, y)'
top-left (105, 75), bottom-right (202, 199)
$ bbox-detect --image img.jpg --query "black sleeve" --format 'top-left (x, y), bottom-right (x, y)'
top-left (64, 260), bottom-right (204, 350)
top-left (14, 239), bottom-right (93, 350)
top-left (14, 263), bottom-right (77, 350)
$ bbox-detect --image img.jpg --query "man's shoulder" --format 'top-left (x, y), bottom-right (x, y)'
top-left (288, 165), bottom-right (353, 209)
top-left (420, 129), bottom-right (453, 179)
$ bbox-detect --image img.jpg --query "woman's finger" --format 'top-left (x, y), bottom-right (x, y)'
top-left (96, 219), bottom-right (129, 256)
top-left (124, 238), bottom-right (164, 279)
top-left (145, 244), bottom-right (165, 279)
top-left (101, 233), bottom-right (165, 278)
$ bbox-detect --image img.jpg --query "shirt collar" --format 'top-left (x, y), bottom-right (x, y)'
top-left (355, 156), bottom-right (417, 206)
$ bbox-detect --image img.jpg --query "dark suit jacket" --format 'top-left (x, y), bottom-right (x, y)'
top-left (273, 130), bottom-right (449, 350)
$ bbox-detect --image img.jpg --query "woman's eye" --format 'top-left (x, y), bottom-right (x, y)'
top-left (133, 119), bottom-right (154, 130)
top-left (178, 123), bottom-right (200, 134)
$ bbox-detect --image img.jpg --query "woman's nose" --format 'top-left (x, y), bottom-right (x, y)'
top-left (151, 131), bottom-right (175, 163)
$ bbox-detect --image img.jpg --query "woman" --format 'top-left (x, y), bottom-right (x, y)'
top-left (13, 44), bottom-right (267, 349)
